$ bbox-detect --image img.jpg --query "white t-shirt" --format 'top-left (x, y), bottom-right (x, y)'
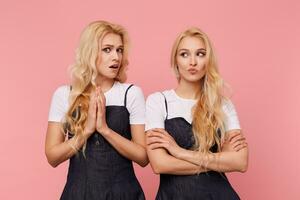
top-left (48, 81), bottom-right (145, 124)
top-left (145, 89), bottom-right (241, 132)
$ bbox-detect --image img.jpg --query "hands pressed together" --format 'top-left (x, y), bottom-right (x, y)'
top-left (84, 87), bottom-right (110, 138)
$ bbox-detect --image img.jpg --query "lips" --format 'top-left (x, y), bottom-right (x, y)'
top-left (188, 68), bottom-right (198, 74)
top-left (109, 64), bottom-right (119, 69)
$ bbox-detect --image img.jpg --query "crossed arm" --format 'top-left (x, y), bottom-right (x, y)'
top-left (146, 128), bottom-right (248, 175)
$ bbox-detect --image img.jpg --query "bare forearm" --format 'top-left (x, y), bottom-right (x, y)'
top-left (102, 128), bottom-right (148, 167)
top-left (177, 148), bottom-right (249, 173)
top-left (151, 156), bottom-right (205, 175)
top-left (147, 149), bottom-right (205, 175)
top-left (46, 135), bottom-right (86, 167)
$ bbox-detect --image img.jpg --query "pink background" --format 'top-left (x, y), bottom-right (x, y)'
top-left (1, 0), bottom-right (299, 199)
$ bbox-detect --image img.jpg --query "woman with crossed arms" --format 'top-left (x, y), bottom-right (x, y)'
top-left (146, 27), bottom-right (249, 200)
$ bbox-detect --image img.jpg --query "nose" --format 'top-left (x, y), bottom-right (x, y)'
top-left (112, 50), bottom-right (120, 61)
top-left (190, 55), bottom-right (197, 66)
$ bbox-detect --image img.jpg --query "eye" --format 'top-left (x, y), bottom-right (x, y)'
top-left (102, 47), bottom-right (111, 53)
top-left (197, 51), bottom-right (206, 57)
top-left (117, 48), bottom-right (124, 54)
top-left (180, 52), bottom-right (188, 58)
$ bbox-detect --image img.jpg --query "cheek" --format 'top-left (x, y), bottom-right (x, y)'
top-left (197, 58), bottom-right (206, 70)
top-left (176, 57), bottom-right (188, 69)
top-left (96, 59), bottom-right (107, 75)
top-left (118, 53), bottom-right (123, 62)
top-left (97, 52), bottom-right (109, 67)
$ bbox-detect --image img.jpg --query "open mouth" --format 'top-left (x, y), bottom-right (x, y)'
top-left (109, 64), bottom-right (119, 69)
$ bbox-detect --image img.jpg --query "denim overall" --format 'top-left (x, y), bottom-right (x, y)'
top-left (155, 93), bottom-right (240, 200)
top-left (61, 85), bottom-right (145, 200)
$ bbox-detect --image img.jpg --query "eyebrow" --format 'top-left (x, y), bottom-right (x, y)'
top-left (178, 48), bottom-right (206, 51)
top-left (102, 44), bottom-right (124, 48)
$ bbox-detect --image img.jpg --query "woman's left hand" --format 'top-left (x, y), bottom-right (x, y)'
top-left (146, 128), bottom-right (183, 158)
top-left (96, 87), bottom-right (110, 135)
top-left (222, 132), bottom-right (247, 152)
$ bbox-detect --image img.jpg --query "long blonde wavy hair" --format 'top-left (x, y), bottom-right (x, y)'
top-left (63, 21), bottom-right (129, 149)
top-left (171, 27), bottom-right (226, 154)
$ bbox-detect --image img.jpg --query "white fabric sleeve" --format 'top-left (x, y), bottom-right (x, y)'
top-left (48, 85), bottom-right (69, 122)
top-left (145, 92), bottom-right (166, 131)
top-left (126, 85), bottom-right (146, 124)
top-left (222, 100), bottom-right (241, 131)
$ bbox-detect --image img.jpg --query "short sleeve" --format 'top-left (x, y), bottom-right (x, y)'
top-left (48, 85), bottom-right (70, 122)
top-left (222, 100), bottom-right (241, 131)
top-left (126, 85), bottom-right (146, 124)
top-left (145, 92), bottom-right (166, 131)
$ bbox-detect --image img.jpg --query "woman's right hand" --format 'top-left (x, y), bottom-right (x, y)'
top-left (83, 89), bottom-right (97, 138)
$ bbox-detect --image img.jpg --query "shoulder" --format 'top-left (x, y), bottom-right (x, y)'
top-left (146, 90), bottom-right (175, 107)
top-left (52, 85), bottom-right (70, 100)
top-left (48, 85), bottom-right (70, 122)
top-left (115, 82), bottom-right (143, 95)
top-left (147, 91), bottom-right (164, 103)
top-left (222, 98), bottom-right (237, 113)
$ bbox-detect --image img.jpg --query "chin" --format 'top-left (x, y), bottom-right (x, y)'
top-left (103, 72), bottom-right (118, 79)
top-left (184, 76), bottom-right (203, 83)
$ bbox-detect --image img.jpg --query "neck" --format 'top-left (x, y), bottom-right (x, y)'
top-left (175, 79), bottom-right (201, 100)
top-left (95, 76), bottom-right (115, 93)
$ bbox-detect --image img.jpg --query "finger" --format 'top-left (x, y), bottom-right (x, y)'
top-left (153, 128), bottom-right (168, 134)
top-left (153, 128), bottom-right (165, 132)
top-left (234, 145), bottom-right (247, 152)
top-left (146, 130), bottom-right (153, 136)
top-left (88, 96), bottom-right (97, 116)
top-left (96, 87), bottom-right (101, 102)
top-left (96, 89), bottom-right (106, 111)
top-left (148, 142), bottom-right (168, 150)
top-left (147, 131), bottom-right (168, 140)
top-left (96, 97), bottom-right (103, 116)
top-left (98, 88), bottom-right (106, 104)
top-left (232, 139), bottom-right (247, 149)
top-left (230, 135), bottom-right (245, 144)
top-left (93, 100), bottom-right (97, 116)
top-left (146, 137), bottom-right (168, 145)
top-left (233, 143), bottom-right (248, 151)
top-left (227, 132), bottom-right (241, 142)
top-left (231, 138), bottom-right (246, 147)
top-left (96, 100), bottom-right (103, 127)
top-left (152, 129), bottom-right (173, 140)
top-left (89, 91), bottom-right (96, 106)
top-left (148, 131), bottom-right (163, 137)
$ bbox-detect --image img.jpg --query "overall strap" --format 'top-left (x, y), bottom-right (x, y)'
top-left (124, 84), bottom-right (134, 107)
top-left (160, 92), bottom-right (168, 120)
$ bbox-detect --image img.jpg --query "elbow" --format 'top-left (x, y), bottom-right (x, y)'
top-left (152, 166), bottom-right (161, 175)
top-left (48, 160), bottom-right (59, 168)
top-left (135, 150), bottom-right (149, 167)
top-left (46, 156), bottom-right (59, 168)
top-left (237, 159), bottom-right (248, 173)
top-left (239, 162), bottom-right (248, 173)
top-left (137, 159), bottom-right (149, 168)
top-left (149, 162), bottom-right (165, 174)
top-left (236, 149), bottom-right (249, 173)
top-left (45, 151), bottom-right (59, 168)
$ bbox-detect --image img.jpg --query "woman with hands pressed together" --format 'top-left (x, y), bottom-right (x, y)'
top-left (146, 28), bottom-right (249, 200)
top-left (45, 21), bottom-right (148, 200)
